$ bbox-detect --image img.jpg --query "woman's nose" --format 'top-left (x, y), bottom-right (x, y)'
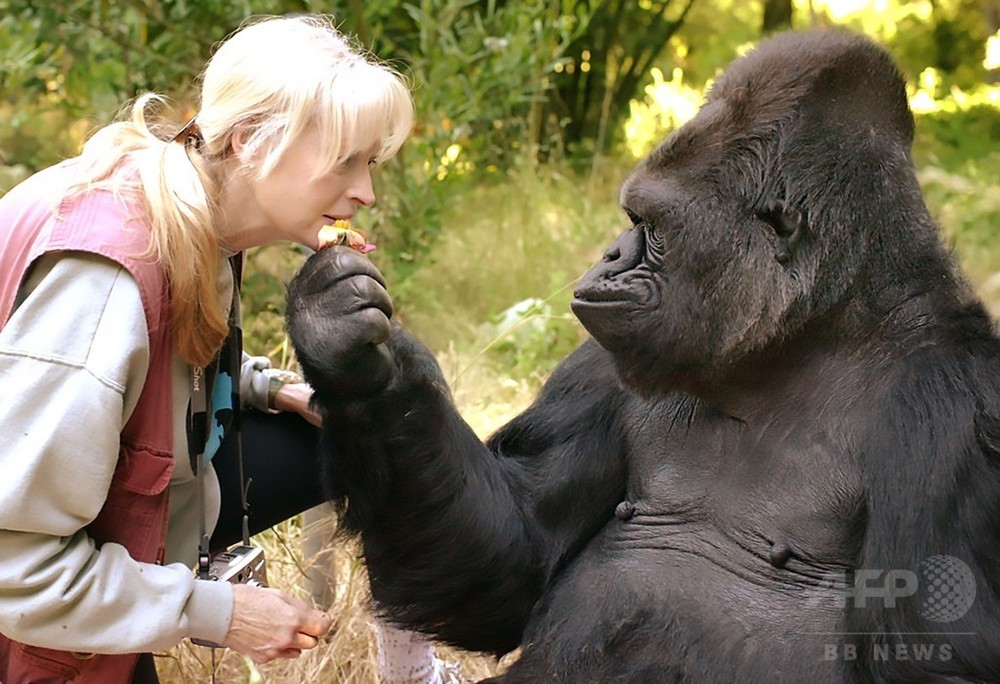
top-left (349, 168), bottom-right (376, 207)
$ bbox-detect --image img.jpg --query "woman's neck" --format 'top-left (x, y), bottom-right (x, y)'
top-left (213, 164), bottom-right (269, 252)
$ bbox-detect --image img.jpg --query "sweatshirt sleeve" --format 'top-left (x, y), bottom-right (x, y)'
top-left (240, 351), bottom-right (304, 413)
top-left (0, 251), bottom-right (233, 653)
top-left (240, 351), bottom-right (276, 412)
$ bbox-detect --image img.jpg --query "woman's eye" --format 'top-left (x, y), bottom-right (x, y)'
top-left (336, 153), bottom-right (373, 172)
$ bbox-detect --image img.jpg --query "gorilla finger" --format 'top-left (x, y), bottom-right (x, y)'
top-left (354, 307), bottom-right (393, 346)
top-left (344, 275), bottom-right (393, 319)
top-left (328, 248), bottom-right (387, 287)
top-left (287, 281), bottom-right (392, 337)
top-left (299, 246), bottom-right (387, 290)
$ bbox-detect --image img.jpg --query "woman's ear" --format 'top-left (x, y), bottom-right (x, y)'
top-left (229, 125), bottom-right (250, 159)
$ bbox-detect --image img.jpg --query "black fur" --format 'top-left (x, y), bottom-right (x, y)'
top-left (288, 29), bottom-right (1000, 682)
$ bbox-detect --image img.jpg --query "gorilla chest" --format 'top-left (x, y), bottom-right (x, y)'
top-left (614, 398), bottom-right (863, 587)
top-left (520, 405), bottom-right (864, 680)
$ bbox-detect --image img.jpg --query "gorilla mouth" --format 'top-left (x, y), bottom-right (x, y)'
top-left (571, 292), bottom-right (652, 354)
top-left (573, 286), bottom-right (640, 304)
top-left (572, 276), bottom-right (657, 308)
top-left (572, 274), bottom-right (663, 354)
top-left (570, 292), bottom-right (647, 327)
top-left (570, 295), bottom-right (644, 318)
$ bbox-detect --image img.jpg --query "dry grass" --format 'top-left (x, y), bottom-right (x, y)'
top-left (154, 522), bottom-right (509, 683)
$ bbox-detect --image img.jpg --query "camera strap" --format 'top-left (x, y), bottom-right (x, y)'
top-left (187, 255), bottom-right (251, 581)
top-left (190, 364), bottom-right (213, 581)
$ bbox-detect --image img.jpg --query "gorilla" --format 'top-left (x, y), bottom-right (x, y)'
top-left (287, 29), bottom-right (1000, 682)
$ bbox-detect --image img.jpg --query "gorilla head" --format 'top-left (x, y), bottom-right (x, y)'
top-left (572, 30), bottom-right (951, 397)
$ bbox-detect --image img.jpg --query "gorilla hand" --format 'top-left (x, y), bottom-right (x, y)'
top-left (286, 246), bottom-right (395, 401)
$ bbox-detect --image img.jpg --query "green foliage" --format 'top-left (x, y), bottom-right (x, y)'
top-left (240, 244), bottom-right (309, 365)
top-left (904, 65), bottom-right (1000, 286)
top-left (670, 0), bottom-right (760, 83)
top-left (548, 0), bottom-right (697, 156)
top-left (622, 64), bottom-right (702, 160)
top-left (0, 0), bottom-right (284, 176)
top-left (480, 297), bottom-right (583, 379)
top-left (885, 0), bottom-right (989, 87)
top-left (387, 159), bottom-right (625, 379)
top-left (0, 103), bottom-right (83, 181)
top-left (914, 99), bottom-right (1000, 284)
top-left (359, 0), bottom-right (593, 281)
top-left (397, 0), bottom-right (585, 167)
top-left (919, 158), bottom-right (1000, 285)
top-left (915, 103), bottom-right (1000, 171)
top-left (3, 0), bottom-right (1000, 379)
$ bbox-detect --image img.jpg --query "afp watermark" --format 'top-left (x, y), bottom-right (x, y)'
top-left (806, 554), bottom-right (976, 622)
top-left (808, 555), bottom-right (976, 664)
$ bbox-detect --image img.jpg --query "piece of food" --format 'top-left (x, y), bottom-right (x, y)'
top-left (317, 219), bottom-right (375, 253)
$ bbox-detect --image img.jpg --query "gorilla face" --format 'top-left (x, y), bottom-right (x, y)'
top-left (572, 100), bottom-right (809, 392)
top-left (572, 30), bottom-right (919, 396)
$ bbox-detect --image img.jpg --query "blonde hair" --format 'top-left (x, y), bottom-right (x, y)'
top-left (72, 15), bottom-right (413, 366)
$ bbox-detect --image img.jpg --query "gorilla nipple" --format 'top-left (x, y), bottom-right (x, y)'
top-left (768, 536), bottom-right (799, 568)
top-left (615, 500), bottom-right (636, 521)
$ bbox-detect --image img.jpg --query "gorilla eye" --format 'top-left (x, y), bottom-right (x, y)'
top-left (624, 208), bottom-right (665, 253)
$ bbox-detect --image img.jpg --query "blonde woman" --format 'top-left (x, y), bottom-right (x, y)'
top-left (0, 14), bottom-right (431, 683)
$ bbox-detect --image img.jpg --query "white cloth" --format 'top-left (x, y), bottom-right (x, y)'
top-left (375, 621), bottom-right (438, 684)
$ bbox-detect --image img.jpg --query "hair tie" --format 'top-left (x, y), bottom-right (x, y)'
top-left (172, 117), bottom-right (204, 150)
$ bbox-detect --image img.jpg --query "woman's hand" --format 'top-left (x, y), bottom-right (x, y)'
top-left (271, 382), bottom-right (322, 427)
top-left (223, 583), bottom-right (333, 663)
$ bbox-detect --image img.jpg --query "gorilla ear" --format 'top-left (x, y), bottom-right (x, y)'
top-left (757, 200), bottom-right (806, 266)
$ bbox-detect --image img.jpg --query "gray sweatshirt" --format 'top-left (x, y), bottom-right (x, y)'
top-left (0, 250), bottom-right (275, 652)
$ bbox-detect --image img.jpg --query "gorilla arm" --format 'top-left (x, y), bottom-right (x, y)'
top-left (843, 348), bottom-right (1000, 682)
top-left (287, 248), bottom-right (629, 655)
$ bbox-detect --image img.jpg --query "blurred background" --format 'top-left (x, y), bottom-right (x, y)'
top-left (2, 0), bottom-right (998, 680)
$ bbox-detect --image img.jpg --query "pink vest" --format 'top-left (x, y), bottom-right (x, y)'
top-left (0, 163), bottom-right (175, 683)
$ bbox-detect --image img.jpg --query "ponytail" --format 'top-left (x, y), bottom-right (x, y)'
top-left (72, 94), bottom-right (228, 366)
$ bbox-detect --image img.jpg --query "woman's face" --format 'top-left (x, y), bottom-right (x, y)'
top-left (241, 125), bottom-right (377, 251)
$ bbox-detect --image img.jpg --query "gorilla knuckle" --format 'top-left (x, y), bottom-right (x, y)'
top-left (354, 307), bottom-right (392, 345)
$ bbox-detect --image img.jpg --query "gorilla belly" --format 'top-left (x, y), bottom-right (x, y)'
top-left (505, 517), bottom-right (847, 683)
